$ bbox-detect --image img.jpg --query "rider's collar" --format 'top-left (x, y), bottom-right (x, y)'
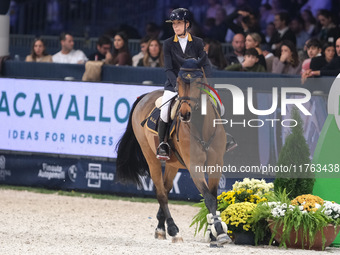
top-left (173, 33), bottom-right (192, 42)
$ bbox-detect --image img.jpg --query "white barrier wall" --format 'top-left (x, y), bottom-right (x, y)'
top-left (0, 78), bottom-right (159, 158)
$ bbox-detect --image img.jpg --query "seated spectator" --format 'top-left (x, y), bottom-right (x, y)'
top-left (245, 33), bottom-right (267, 69)
top-left (207, 39), bottom-right (227, 70)
top-left (52, 33), bottom-right (88, 64)
top-left (203, 37), bottom-right (211, 54)
top-left (106, 32), bottom-right (132, 66)
top-left (239, 11), bottom-right (263, 37)
top-left (317, 9), bottom-right (340, 44)
top-left (272, 40), bottom-right (301, 75)
top-left (263, 22), bottom-right (276, 50)
top-left (315, 42), bottom-right (336, 65)
top-left (303, 37), bottom-right (340, 79)
top-left (88, 35), bottom-right (112, 61)
top-left (290, 17), bottom-right (310, 49)
top-left (137, 38), bottom-right (164, 67)
top-left (269, 12), bottom-right (296, 53)
top-left (132, 36), bottom-right (150, 67)
top-left (225, 48), bottom-right (266, 72)
top-left (301, 39), bottom-right (322, 74)
top-left (206, 6), bottom-right (229, 42)
top-left (301, 43), bottom-right (335, 83)
top-left (225, 33), bottom-right (245, 65)
top-left (301, 10), bottom-right (316, 37)
top-left (25, 38), bottom-right (52, 62)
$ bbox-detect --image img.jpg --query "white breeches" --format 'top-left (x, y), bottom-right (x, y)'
top-left (160, 90), bottom-right (178, 123)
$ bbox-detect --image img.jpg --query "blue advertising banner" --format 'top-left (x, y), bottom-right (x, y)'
top-left (0, 153), bottom-right (205, 201)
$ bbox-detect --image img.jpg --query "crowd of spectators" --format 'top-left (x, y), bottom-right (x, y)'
top-left (20, 0), bottom-right (340, 83)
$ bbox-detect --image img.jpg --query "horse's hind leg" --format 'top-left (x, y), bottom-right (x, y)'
top-left (154, 164), bottom-right (182, 242)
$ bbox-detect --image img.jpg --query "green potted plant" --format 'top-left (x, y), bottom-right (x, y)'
top-left (252, 191), bottom-right (340, 250)
top-left (274, 106), bottom-right (315, 198)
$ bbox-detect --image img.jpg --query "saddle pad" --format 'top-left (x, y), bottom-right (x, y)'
top-left (155, 96), bottom-right (180, 120)
top-left (145, 107), bottom-right (176, 137)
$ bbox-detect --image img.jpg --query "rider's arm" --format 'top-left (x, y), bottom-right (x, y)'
top-left (163, 38), bottom-right (178, 88)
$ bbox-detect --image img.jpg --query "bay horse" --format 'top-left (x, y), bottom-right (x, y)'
top-left (116, 58), bottom-right (230, 246)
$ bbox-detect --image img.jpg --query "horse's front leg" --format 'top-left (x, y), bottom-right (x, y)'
top-left (190, 170), bottom-right (231, 247)
top-left (151, 163), bottom-right (182, 242)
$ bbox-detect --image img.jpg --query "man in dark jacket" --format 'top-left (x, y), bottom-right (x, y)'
top-left (88, 35), bottom-right (112, 61)
top-left (225, 33), bottom-right (245, 66)
top-left (269, 12), bottom-right (296, 54)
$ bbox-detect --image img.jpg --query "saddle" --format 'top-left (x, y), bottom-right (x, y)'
top-left (142, 96), bottom-right (179, 137)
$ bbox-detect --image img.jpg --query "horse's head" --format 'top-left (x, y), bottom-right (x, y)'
top-left (177, 57), bottom-right (206, 122)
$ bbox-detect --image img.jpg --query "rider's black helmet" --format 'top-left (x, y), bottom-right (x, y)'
top-left (166, 8), bottom-right (193, 28)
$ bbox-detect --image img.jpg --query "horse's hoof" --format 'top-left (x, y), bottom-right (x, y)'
top-left (217, 233), bottom-right (232, 246)
top-left (171, 234), bottom-right (183, 243)
top-left (155, 228), bottom-right (166, 240)
top-left (209, 241), bottom-right (220, 248)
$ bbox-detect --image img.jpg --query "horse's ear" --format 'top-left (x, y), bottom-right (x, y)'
top-left (197, 54), bottom-right (207, 68)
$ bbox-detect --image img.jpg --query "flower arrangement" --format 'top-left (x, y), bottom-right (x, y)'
top-left (221, 202), bottom-right (257, 232)
top-left (217, 178), bottom-right (273, 212)
top-left (291, 194), bottom-right (324, 212)
top-left (252, 191), bottom-right (340, 250)
top-left (190, 178), bottom-right (273, 236)
top-left (233, 178), bottom-right (274, 196)
top-left (217, 188), bottom-right (267, 209)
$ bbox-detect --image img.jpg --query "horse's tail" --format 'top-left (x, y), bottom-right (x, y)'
top-left (115, 94), bottom-right (149, 186)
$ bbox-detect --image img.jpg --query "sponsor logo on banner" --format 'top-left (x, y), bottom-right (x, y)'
top-left (38, 163), bottom-right (65, 180)
top-left (85, 163), bottom-right (114, 188)
top-left (68, 165), bottom-right (77, 182)
top-left (137, 173), bottom-right (181, 194)
top-left (0, 155), bottom-right (11, 181)
top-left (218, 174), bottom-right (226, 189)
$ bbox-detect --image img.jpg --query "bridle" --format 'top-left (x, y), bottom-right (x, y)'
top-left (175, 76), bottom-right (218, 152)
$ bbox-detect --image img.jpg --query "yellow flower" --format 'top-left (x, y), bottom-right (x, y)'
top-left (221, 202), bottom-right (257, 232)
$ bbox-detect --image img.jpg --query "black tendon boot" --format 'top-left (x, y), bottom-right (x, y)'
top-left (156, 120), bottom-right (171, 160)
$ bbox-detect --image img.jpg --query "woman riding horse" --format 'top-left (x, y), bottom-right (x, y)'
top-left (157, 8), bottom-right (212, 160)
top-left (116, 56), bottom-right (231, 246)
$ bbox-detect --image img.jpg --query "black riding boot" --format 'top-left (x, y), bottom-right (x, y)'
top-left (156, 120), bottom-right (170, 160)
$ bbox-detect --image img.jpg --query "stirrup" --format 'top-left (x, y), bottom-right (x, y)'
top-left (156, 142), bottom-right (171, 161)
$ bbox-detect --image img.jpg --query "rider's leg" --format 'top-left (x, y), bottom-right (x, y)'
top-left (157, 90), bottom-right (177, 160)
